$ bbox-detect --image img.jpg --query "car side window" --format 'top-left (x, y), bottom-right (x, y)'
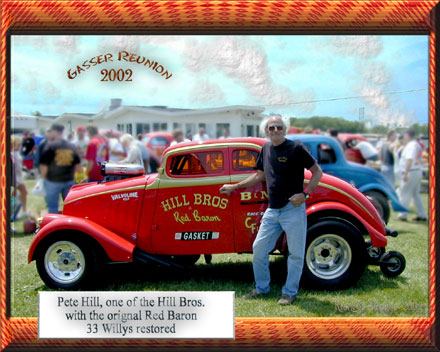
top-left (232, 149), bottom-right (259, 171)
top-left (168, 151), bottom-right (224, 176)
top-left (151, 137), bottom-right (169, 146)
top-left (318, 143), bottom-right (336, 164)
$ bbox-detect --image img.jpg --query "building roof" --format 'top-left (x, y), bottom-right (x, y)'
top-left (94, 105), bottom-right (265, 120)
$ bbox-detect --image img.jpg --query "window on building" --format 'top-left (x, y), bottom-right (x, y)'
top-left (216, 123), bottom-right (230, 138)
top-left (153, 122), bottom-right (168, 131)
top-left (117, 124), bottom-right (124, 132)
top-left (126, 124), bottom-right (132, 135)
top-left (168, 151), bottom-right (224, 176)
top-left (136, 123), bottom-right (150, 135)
top-left (246, 125), bottom-right (254, 137)
top-left (232, 149), bottom-right (259, 171)
top-left (173, 122), bottom-right (182, 130)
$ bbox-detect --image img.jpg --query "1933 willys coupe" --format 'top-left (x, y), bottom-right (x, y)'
top-left (28, 138), bottom-right (405, 290)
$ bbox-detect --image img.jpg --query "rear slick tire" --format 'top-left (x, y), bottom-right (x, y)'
top-left (302, 220), bottom-right (367, 290)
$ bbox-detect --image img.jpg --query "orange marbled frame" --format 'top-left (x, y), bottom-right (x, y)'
top-left (0, 0), bottom-right (437, 350)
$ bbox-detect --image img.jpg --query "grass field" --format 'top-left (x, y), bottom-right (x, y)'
top-left (10, 179), bottom-right (430, 317)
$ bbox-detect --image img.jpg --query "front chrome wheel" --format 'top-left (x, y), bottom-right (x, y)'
top-left (306, 234), bottom-right (352, 280)
top-left (44, 240), bottom-right (86, 285)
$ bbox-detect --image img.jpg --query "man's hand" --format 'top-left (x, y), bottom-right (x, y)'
top-left (289, 193), bottom-right (306, 206)
top-left (220, 184), bottom-right (236, 196)
top-left (402, 173), bottom-right (408, 182)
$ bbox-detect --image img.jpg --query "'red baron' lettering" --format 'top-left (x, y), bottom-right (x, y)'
top-left (67, 51), bottom-right (173, 80)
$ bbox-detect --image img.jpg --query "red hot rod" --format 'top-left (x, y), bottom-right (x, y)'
top-left (28, 138), bottom-right (405, 290)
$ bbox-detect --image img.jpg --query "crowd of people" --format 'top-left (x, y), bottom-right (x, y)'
top-left (10, 124), bottom-right (155, 221)
top-left (329, 128), bottom-right (428, 222)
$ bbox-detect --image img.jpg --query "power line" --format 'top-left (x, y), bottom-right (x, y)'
top-left (260, 88), bottom-right (427, 108)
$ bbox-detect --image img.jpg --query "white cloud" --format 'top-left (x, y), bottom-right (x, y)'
top-left (188, 80), bottom-right (226, 106)
top-left (182, 36), bottom-right (316, 113)
top-left (53, 36), bottom-right (80, 55)
top-left (360, 62), bottom-right (390, 85)
top-left (98, 35), bottom-right (141, 53)
top-left (328, 36), bottom-right (383, 59)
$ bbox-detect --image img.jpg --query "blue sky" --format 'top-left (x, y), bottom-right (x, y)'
top-left (11, 35), bottom-right (429, 126)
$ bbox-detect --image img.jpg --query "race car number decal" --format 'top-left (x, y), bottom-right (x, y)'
top-left (175, 232), bottom-right (220, 241)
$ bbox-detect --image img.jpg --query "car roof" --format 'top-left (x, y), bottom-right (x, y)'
top-left (165, 137), bottom-right (267, 153)
top-left (144, 132), bottom-right (173, 138)
top-left (338, 133), bottom-right (367, 142)
top-left (287, 133), bottom-right (335, 143)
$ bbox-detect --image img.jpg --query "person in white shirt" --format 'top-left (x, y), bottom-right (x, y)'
top-left (396, 129), bottom-right (427, 221)
top-left (352, 140), bottom-right (378, 161)
top-left (193, 127), bottom-right (210, 142)
top-left (170, 129), bottom-right (190, 146)
top-left (119, 134), bottom-right (143, 168)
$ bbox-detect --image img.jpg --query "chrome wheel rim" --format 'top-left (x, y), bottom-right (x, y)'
top-left (306, 234), bottom-right (352, 280)
top-left (44, 241), bottom-right (85, 284)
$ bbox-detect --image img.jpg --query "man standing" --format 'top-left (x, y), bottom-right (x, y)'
top-left (220, 115), bottom-right (322, 305)
top-left (396, 129), bottom-right (427, 221)
top-left (86, 125), bottom-right (109, 182)
top-left (170, 128), bottom-right (190, 146)
top-left (379, 130), bottom-right (397, 186)
top-left (193, 126), bottom-right (210, 142)
top-left (39, 124), bottom-right (82, 214)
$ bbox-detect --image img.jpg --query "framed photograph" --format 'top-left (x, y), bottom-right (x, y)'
top-left (1, 0), bottom-right (438, 350)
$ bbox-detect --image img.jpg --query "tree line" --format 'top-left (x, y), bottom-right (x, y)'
top-left (290, 116), bottom-right (429, 136)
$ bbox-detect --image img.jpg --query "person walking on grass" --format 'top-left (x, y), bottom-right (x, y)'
top-left (396, 129), bottom-right (427, 222)
top-left (39, 124), bottom-right (82, 214)
top-left (220, 114), bottom-right (323, 305)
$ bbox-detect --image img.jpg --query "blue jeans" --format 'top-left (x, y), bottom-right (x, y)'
top-left (44, 179), bottom-right (75, 214)
top-left (252, 202), bottom-right (307, 297)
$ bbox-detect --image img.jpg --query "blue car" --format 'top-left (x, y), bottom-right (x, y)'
top-left (287, 134), bottom-right (407, 223)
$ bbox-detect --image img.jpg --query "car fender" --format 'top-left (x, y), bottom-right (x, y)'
top-left (357, 183), bottom-right (408, 212)
top-left (307, 201), bottom-right (387, 248)
top-left (28, 214), bottom-right (135, 263)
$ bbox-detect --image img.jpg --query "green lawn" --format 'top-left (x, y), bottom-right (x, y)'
top-left (10, 179), bottom-right (430, 317)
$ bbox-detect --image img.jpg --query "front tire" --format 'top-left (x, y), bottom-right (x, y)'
top-left (36, 236), bottom-right (97, 290)
top-left (302, 220), bottom-right (367, 290)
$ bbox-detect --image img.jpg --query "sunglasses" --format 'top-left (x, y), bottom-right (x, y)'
top-left (268, 125), bottom-right (284, 131)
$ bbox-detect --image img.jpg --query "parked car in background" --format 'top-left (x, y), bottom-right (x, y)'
top-left (142, 132), bottom-right (173, 158)
top-left (338, 133), bottom-right (368, 164)
top-left (28, 138), bottom-right (404, 291)
top-left (287, 134), bottom-right (407, 224)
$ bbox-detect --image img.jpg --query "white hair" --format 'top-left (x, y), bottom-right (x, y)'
top-left (120, 133), bottom-right (134, 145)
top-left (259, 114), bottom-right (291, 137)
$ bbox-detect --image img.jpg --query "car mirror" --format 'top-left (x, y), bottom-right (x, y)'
top-left (157, 167), bottom-right (164, 175)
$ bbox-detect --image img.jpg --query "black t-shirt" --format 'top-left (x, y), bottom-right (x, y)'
top-left (255, 139), bottom-right (316, 209)
top-left (40, 139), bottom-right (80, 182)
top-left (380, 142), bottom-right (394, 166)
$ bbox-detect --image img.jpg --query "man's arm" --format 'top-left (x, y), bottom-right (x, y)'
top-left (403, 158), bottom-right (412, 182)
top-left (86, 160), bottom-right (94, 174)
top-left (220, 170), bottom-right (265, 196)
top-left (305, 164), bottom-right (323, 193)
top-left (40, 164), bottom-right (48, 179)
top-left (289, 163), bottom-right (323, 206)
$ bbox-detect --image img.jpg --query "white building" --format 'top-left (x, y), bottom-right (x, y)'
top-left (12, 99), bottom-right (265, 139)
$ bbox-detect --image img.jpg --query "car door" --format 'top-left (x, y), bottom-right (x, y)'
top-left (151, 147), bottom-right (235, 255)
top-left (229, 146), bottom-right (268, 253)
